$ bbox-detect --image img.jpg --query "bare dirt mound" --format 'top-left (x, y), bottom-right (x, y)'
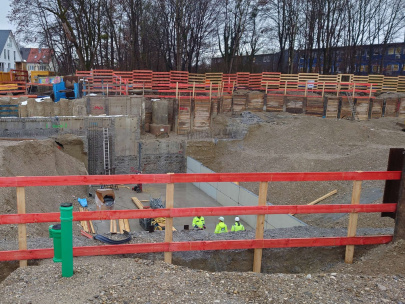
top-left (0, 138), bottom-right (88, 240)
top-left (189, 113), bottom-right (405, 228)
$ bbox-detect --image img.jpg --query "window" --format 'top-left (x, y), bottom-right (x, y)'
top-left (372, 65), bottom-right (380, 73)
top-left (3, 50), bottom-right (5, 59)
top-left (0, 62), bottom-right (3, 71)
top-left (7, 63), bottom-right (10, 71)
top-left (388, 48), bottom-right (394, 55)
top-left (360, 65), bottom-right (368, 72)
top-left (8, 50), bottom-right (9, 60)
top-left (393, 64), bottom-right (399, 71)
top-left (373, 49), bottom-right (380, 55)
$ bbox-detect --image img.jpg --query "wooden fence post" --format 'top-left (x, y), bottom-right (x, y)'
top-left (17, 186), bottom-right (27, 267)
top-left (253, 181), bottom-right (268, 273)
top-left (164, 174), bottom-right (174, 264)
top-left (345, 179), bottom-right (363, 264)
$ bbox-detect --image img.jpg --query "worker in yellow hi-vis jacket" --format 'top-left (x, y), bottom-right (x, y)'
top-left (214, 217), bottom-right (228, 233)
top-left (192, 215), bottom-right (206, 229)
top-left (231, 217), bottom-right (245, 232)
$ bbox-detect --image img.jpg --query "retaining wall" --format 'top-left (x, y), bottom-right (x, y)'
top-left (186, 156), bottom-right (306, 229)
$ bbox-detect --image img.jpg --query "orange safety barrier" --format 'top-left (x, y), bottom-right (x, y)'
top-left (0, 170), bottom-right (401, 271)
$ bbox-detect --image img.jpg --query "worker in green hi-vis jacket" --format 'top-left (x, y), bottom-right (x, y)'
top-left (231, 217), bottom-right (245, 232)
top-left (192, 215), bottom-right (206, 230)
top-left (214, 217), bottom-right (228, 234)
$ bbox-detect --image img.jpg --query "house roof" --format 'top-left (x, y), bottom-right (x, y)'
top-left (0, 30), bottom-right (12, 53)
top-left (26, 48), bottom-right (52, 64)
top-left (20, 48), bottom-right (31, 61)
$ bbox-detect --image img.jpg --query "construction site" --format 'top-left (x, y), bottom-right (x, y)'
top-left (0, 70), bottom-right (405, 303)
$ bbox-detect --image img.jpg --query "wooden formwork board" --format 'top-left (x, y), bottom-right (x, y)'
top-left (338, 74), bottom-right (353, 91)
top-left (206, 73), bottom-right (223, 84)
top-left (398, 98), bottom-right (405, 118)
top-left (133, 70), bottom-right (153, 89)
top-left (306, 98), bottom-right (324, 117)
top-left (318, 75), bottom-right (338, 91)
top-left (371, 99), bottom-right (383, 118)
top-left (247, 92), bottom-right (265, 111)
top-left (266, 96), bottom-right (284, 112)
top-left (248, 73), bottom-right (263, 90)
top-left (285, 97), bottom-right (304, 114)
top-left (384, 98), bottom-right (399, 117)
top-left (352, 76), bottom-right (369, 91)
top-left (223, 74), bottom-right (237, 85)
top-left (170, 71), bottom-right (189, 84)
top-left (382, 77), bottom-right (398, 92)
top-left (368, 75), bottom-right (384, 91)
top-left (236, 72), bottom-right (250, 87)
top-left (232, 93), bottom-right (247, 112)
top-left (298, 73), bottom-right (319, 89)
top-left (326, 97), bottom-right (339, 118)
top-left (178, 98), bottom-right (192, 134)
top-left (261, 72), bottom-right (281, 90)
top-left (152, 72), bottom-right (171, 90)
top-left (194, 100), bottom-right (211, 130)
top-left (280, 74), bottom-right (299, 89)
top-left (340, 97), bottom-right (353, 119)
top-left (355, 99), bottom-right (370, 121)
top-left (398, 76), bottom-right (405, 92)
top-left (188, 73), bottom-right (206, 84)
top-left (222, 95), bottom-right (232, 112)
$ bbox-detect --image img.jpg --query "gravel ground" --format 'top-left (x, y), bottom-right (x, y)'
top-left (1, 111), bottom-right (405, 303)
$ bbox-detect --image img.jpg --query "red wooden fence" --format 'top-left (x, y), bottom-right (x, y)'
top-left (0, 171), bottom-right (401, 271)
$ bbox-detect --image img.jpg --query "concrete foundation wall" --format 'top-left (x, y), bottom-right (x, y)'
top-left (186, 156), bottom-right (306, 229)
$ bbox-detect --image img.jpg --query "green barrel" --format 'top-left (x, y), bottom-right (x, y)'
top-left (60, 202), bottom-right (73, 277)
top-left (49, 224), bottom-right (62, 263)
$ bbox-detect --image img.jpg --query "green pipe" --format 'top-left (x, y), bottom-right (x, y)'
top-left (60, 202), bottom-right (73, 277)
top-left (49, 224), bottom-right (62, 263)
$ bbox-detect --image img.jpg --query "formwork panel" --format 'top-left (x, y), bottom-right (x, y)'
top-left (266, 96), bottom-right (284, 112)
top-left (306, 97), bottom-right (324, 117)
top-left (384, 98), bottom-right (399, 117)
top-left (371, 99), bottom-right (383, 118)
top-left (285, 96), bottom-right (304, 114)
top-left (247, 92), bottom-right (264, 111)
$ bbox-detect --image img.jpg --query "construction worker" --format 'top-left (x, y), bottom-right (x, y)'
top-left (214, 216), bottom-right (228, 234)
top-left (192, 215), bottom-right (206, 229)
top-left (231, 217), bottom-right (245, 232)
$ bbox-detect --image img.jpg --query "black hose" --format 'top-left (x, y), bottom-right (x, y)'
top-left (94, 232), bottom-right (132, 245)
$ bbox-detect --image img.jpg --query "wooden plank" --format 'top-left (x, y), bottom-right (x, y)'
top-left (17, 186), bottom-right (27, 268)
top-left (0, 171), bottom-right (400, 188)
top-left (123, 219), bottom-right (130, 232)
top-left (253, 181), bottom-right (268, 273)
top-left (290, 189), bottom-right (337, 215)
top-left (0, 203), bottom-right (397, 225)
top-left (119, 219), bottom-right (125, 234)
top-left (0, 235), bottom-right (393, 262)
top-left (164, 173), bottom-right (174, 264)
top-left (131, 197), bottom-right (144, 209)
top-left (345, 180), bottom-right (362, 263)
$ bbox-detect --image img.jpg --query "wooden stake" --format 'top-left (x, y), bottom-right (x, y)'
top-left (352, 83), bottom-right (356, 98)
top-left (17, 186), bottom-right (27, 268)
top-left (322, 82), bottom-right (325, 97)
top-left (209, 83), bottom-right (212, 100)
top-left (345, 180), bottom-right (362, 264)
top-left (119, 219), bottom-right (125, 234)
top-left (164, 173), bottom-right (175, 264)
top-left (369, 84), bottom-right (373, 98)
top-left (253, 181), bottom-right (268, 273)
top-left (265, 82), bottom-right (268, 94)
top-left (193, 82), bottom-right (195, 98)
top-left (176, 82), bottom-right (179, 100)
top-left (305, 81), bottom-right (308, 97)
top-left (284, 81), bottom-right (287, 95)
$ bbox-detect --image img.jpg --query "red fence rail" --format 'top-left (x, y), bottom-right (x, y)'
top-left (0, 171), bottom-right (401, 271)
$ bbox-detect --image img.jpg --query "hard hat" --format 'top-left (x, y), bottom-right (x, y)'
top-left (235, 217), bottom-right (240, 222)
top-left (219, 216), bottom-right (224, 221)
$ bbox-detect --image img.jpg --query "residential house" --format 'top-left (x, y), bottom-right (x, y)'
top-left (20, 47), bottom-right (55, 75)
top-left (0, 30), bottom-right (22, 72)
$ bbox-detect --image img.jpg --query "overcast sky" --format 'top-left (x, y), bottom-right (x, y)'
top-left (0, 0), bottom-right (16, 31)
